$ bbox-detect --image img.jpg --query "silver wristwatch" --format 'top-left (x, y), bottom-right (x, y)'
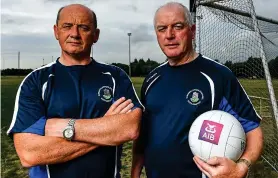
top-left (63, 119), bottom-right (76, 141)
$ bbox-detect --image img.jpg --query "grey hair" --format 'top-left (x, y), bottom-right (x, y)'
top-left (153, 2), bottom-right (193, 27)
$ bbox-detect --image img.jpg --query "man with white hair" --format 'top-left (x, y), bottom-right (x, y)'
top-left (132, 2), bottom-right (263, 178)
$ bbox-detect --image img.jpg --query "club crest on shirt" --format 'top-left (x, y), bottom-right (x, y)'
top-left (98, 86), bottom-right (113, 102)
top-left (186, 89), bottom-right (204, 105)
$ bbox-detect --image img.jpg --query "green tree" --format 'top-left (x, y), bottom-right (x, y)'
top-left (268, 56), bottom-right (278, 78)
top-left (111, 63), bottom-right (129, 74)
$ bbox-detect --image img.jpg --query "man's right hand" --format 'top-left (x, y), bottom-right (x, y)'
top-left (105, 97), bottom-right (134, 116)
top-left (45, 97), bottom-right (140, 147)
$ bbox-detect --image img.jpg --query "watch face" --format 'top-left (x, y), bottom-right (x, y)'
top-left (64, 128), bottom-right (74, 139)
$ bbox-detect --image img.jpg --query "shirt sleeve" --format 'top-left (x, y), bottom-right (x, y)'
top-left (140, 77), bottom-right (148, 106)
top-left (7, 72), bottom-right (47, 137)
top-left (218, 72), bottom-right (261, 133)
top-left (133, 76), bottom-right (150, 153)
top-left (113, 68), bottom-right (145, 111)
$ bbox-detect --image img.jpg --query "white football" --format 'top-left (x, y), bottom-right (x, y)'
top-left (188, 110), bottom-right (246, 162)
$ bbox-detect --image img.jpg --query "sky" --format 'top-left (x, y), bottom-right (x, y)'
top-left (1, 0), bottom-right (278, 69)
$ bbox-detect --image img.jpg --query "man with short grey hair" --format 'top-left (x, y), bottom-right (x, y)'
top-left (132, 2), bottom-right (263, 178)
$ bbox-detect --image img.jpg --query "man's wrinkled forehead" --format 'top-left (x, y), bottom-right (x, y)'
top-left (57, 4), bottom-right (96, 27)
top-left (60, 11), bottom-right (93, 23)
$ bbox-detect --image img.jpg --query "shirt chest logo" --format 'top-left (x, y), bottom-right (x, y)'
top-left (186, 89), bottom-right (204, 105)
top-left (98, 86), bottom-right (113, 102)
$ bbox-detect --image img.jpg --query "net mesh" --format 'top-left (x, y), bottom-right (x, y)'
top-left (195, 0), bottom-right (278, 177)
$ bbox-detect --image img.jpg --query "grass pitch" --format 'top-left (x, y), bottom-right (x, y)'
top-left (1, 76), bottom-right (278, 178)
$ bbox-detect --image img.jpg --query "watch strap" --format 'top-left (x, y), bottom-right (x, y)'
top-left (68, 119), bottom-right (76, 127)
top-left (237, 158), bottom-right (251, 169)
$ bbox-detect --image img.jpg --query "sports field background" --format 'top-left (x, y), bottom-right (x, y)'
top-left (1, 76), bottom-right (278, 178)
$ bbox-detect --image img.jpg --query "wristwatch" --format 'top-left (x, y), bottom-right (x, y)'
top-left (236, 158), bottom-right (251, 169)
top-left (63, 119), bottom-right (76, 141)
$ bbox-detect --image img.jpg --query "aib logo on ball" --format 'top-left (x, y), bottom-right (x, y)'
top-left (198, 120), bottom-right (223, 145)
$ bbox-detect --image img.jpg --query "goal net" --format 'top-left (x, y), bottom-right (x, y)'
top-left (192, 0), bottom-right (278, 177)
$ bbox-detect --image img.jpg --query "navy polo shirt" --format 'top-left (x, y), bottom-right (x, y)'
top-left (7, 58), bottom-right (144, 178)
top-left (140, 54), bottom-right (260, 178)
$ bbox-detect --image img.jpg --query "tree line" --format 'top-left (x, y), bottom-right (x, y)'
top-left (112, 58), bottom-right (161, 77)
top-left (223, 56), bottom-right (278, 79)
top-left (1, 68), bottom-right (33, 76)
top-left (1, 56), bottom-right (278, 78)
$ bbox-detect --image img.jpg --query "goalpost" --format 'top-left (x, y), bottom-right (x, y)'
top-left (191, 0), bottom-right (278, 177)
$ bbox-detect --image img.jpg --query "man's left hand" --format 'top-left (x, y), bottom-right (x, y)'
top-left (193, 156), bottom-right (248, 178)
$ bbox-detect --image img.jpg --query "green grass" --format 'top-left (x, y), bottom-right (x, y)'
top-left (131, 77), bottom-right (145, 98)
top-left (1, 76), bottom-right (24, 127)
top-left (240, 79), bottom-right (278, 101)
top-left (1, 76), bottom-right (28, 178)
top-left (1, 76), bottom-right (278, 178)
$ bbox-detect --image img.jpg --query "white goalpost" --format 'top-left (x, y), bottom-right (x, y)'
top-left (191, 0), bottom-right (278, 177)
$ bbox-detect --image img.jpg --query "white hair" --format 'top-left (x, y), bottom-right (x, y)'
top-left (154, 2), bottom-right (193, 27)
